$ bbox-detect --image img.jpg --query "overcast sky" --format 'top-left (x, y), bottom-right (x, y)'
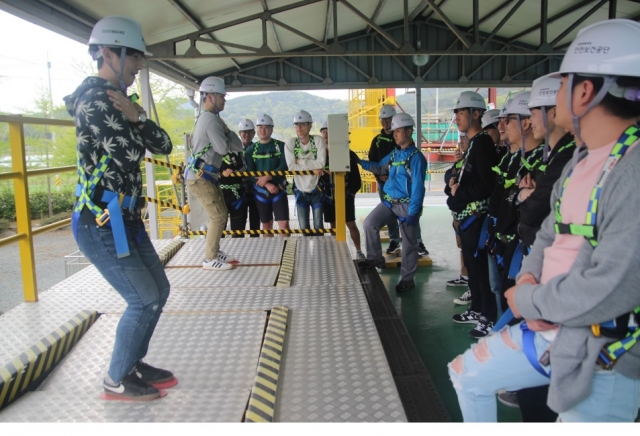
top-left (0, 10), bottom-right (361, 114)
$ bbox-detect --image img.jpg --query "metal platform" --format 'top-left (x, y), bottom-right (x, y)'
top-left (0, 236), bottom-right (413, 422)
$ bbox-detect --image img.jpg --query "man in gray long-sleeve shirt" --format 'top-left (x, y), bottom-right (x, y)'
top-left (185, 76), bottom-right (243, 270)
top-left (448, 19), bottom-right (640, 422)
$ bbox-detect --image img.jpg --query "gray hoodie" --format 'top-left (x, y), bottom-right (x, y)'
top-left (517, 138), bottom-right (640, 413)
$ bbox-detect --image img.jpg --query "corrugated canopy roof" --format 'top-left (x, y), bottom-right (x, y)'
top-left (2, 0), bottom-right (639, 89)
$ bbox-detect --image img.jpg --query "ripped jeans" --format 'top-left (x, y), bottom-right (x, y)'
top-left (448, 323), bottom-right (640, 422)
top-left (75, 214), bottom-right (171, 383)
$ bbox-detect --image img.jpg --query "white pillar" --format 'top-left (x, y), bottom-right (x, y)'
top-left (140, 67), bottom-right (159, 239)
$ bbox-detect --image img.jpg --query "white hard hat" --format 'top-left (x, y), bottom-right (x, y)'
top-left (481, 109), bottom-right (501, 128)
top-left (320, 121), bottom-right (328, 130)
top-left (549, 19), bottom-right (640, 80)
top-left (89, 16), bottom-right (149, 55)
top-left (199, 76), bottom-right (226, 94)
top-left (255, 114), bottom-right (274, 126)
top-left (379, 104), bottom-right (397, 119)
top-left (503, 92), bottom-right (531, 117)
top-left (238, 119), bottom-right (255, 131)
top-left (528, 75), bottom-right (561, 108)
top-left (454, 91), bottom-right (486, 111)
top-left (497, 97), bottom-right (513, 118)
top-left (293, 110), bottom-right (313, 124)
top-left (390, 113), bottom-right (415, 130)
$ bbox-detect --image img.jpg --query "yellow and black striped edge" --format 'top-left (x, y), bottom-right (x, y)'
top-left (275, 239), bottom-right (297, 287)
top-left (227, 170), bottom-right (325, 177)
top-left (144, 197), bottom-right (185, 212)
top-left (0, 310), bottom-right (99, 411)
top-left (186, 229), bottom-right (335, 237)
top-left (245, 306), bottom-right (289, 423)
top-left (143, 157), bottom-right (183, 171)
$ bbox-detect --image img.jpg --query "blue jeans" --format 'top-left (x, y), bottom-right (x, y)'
top-left (448, 323), bottom-right (640, 422)
top-left (488, 254), bottom-right (502, 319)
top-left (75, 217), bottom-right (170, 382)
top-left (296, 190), bottom-right (324, 231)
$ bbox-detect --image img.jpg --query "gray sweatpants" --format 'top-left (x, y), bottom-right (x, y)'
top-left (364, 202), bottom-right (419, 282)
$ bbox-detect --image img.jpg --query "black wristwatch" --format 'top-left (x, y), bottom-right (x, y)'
top-left (133, 113), bottom-right (147, 127)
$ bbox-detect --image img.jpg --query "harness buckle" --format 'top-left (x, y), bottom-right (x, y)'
top-left (596, 348), bottom-right (617, 370)
top-left (196, 168), bottom-right (204, 178)
top-left (96, 209), bottom-right (110, 226)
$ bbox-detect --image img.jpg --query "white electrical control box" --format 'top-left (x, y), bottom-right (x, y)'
top-left (327, 113), bottom-right (350, 172)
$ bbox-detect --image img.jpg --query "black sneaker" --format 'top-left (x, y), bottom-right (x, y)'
top-left (135, 360), bottom-right (174, 384)
top-left (453, 289), bottom-right (472, 305)
top-left (452, 309), bottom-right (480, 324)
top-left (446, 275), bottom-right (469, 287)
top-left (358, 258), bottom-right (386, 269)
top-left (395, 280), bottom-right (415, 292)
top-left (386, 240), bottom-right (401, 255)
top-left (103, 371), bottom-right (161, 401)
top-left (468, 317), bottom-right (494, 338)
top-left (417, 242), bottom-right (429, 256)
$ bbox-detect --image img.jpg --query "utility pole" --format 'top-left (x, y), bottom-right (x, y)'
top-left (46, 53), bottom-right (53, 217)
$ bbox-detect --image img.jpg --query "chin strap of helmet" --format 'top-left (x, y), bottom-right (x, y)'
top-left (567, 73), bottom-right (616, 146)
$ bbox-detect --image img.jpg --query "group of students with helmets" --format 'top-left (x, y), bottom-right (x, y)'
top-left (67, 12), bottom-right (639, 420)
top-left (445, 18), bottom-right (640, 422)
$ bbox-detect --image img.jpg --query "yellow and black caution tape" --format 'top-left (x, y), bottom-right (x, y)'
top-left (0, 310), bottom-right (99, 411)
top-left (143, 157), bottom-right (183, 171)
top-left (187, 229), bottom-right (335, 236)
top-left (144, 196), bottom-right (189, 214)
top-left (245, 306), bottom-right (289, 423)
top-left (427, 169), bottom-right (448, 174)
top-left (226, 170), bottom-right (327, 177)
top-left (276, 238), bottom-right (297, 287)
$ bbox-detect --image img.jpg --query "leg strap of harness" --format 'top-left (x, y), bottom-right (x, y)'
top-left (474, 215), bottom-right (492, 257)
top-left (493, 308), bottom-right (514, 332)
top-left (520, 322), bottom-right (551, 378)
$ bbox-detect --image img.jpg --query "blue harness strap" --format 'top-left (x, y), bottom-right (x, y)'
top-left (230, 196), bottom-right (244, 211)
top-left (474, 215), bottom-right (492, 257)
top-left (520, 322), bottom-right (551, 378)
top-left (254, 184), bottom-right (286, 204)
top-left (493, 308), bottom-right (513, 332)
top-left (457, 213), bottom-right (478, 234)
top-left (508, 242), bottom-right (526, 280)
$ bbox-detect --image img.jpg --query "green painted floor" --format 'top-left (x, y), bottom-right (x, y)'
top-left (355, 204), bottom-right (522, 422)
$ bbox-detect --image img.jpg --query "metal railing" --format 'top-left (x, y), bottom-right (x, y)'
top-left (0, 115), bottom-right (76, 302)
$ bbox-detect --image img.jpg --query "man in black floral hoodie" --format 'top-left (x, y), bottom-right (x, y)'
top-left (64, 16), bottom-right (174, 401)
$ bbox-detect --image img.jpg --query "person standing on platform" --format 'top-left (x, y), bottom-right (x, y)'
top-left (445, 91), bottom-right (498, 338)
top-left (285, 110), bottom-right (327, 234)
top-left (319, 121), bottom-right (364, 259)
top-left (245, 114), bottom-right (290, 237)
top-left (238, 119), bottom-right (260, 237)
top-left (185, 76), bottom-right (240, 270)
top-left (218, 121), bottom-right (249, 238)
top-left (66, 15), bottom-right (175, 401)
top-left (358, 113), bottom-right (427, 292)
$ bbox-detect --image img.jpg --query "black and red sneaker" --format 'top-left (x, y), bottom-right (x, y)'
top-left (135, 361), bottom-right (175, 387)
top-left (103, 372), bottom-right (160, 401)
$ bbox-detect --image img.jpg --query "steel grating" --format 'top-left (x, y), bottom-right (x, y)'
top-left (275, 306), bottom-right (407, 422)
top-left (165, 238), bottom-right (285, 267)
top-left (292, 238), bottom-right (361, 287)
top-left (0, 389), bottom-right (250, 422)
top-left (165, 266), bottom-right (280, 288)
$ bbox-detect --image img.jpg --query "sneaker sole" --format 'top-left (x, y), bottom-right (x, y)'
top-left (468, 331), bottom-right (489, 339)
top-left (202, 266), bottom-right (236, 271)
top-left (453, 299), bottom-right (472, 305)
top-left (446, 282), bottom-right (469, 287)
top-left (101, 389), bottom-right (165, 402)
top-left (452, 318), bottom-right (479, 324)
top-left (150, 377), bottom-right (178, 389)
top-left (497, 396), bottom-right (520, 409)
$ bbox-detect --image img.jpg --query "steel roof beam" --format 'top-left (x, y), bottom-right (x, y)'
top-left (167, 0), bottom-right (241, 70)
top-left (269, 17), bottom-right (330, 50)
top-left (365, 0), bottom-right (388, 34)
top-left (374, 35), bottom-right (416, 79)
top-left (259, 0), bottom-right (282, 53)
top-left (422, 0), bottom-right (448, 22)
top-left (482, 0), bottom-right (525, 48)
top-left (339, 0), bottom-right (401, 48)
top-left (609, 0), bottom-right (617, 18)
top-left (409, 0), bottom-right (428, 22)
top-left (477, 0), bottom-right (516, 26)
top-left (323, 0), bottom-right (333, 43)
top-left (509, 0), bottom-right (597, 42)
top-left (550, 0), bottom-right (608, 47)
top-left (424, 0), bottom-right (469, 49)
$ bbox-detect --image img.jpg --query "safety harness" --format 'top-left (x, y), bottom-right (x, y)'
top-left (250, 141), bottom-right (287, 204)
top-left (184, 142), bottom-right (220, 184)
top-left (293, 136), bottom-right (317, 159)
top-left (537, 140), bottom-right (575, 174)
top-left (72, 154), bottom-right (141, 258)
top-left (452, 133), bottom-right (490, 230)
top-left (382, 148), bottom-right (420, 205)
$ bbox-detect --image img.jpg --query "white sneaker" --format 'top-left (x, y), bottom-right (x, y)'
top-left (203, 259), bottom-right (233, 270)
top-left (218, 251), bottom-right (235, 263)
top-left (356, 251), bottom-right (366, 260)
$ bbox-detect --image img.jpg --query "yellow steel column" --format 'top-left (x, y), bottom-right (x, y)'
top-left (10, 120), bottom-right (38, 302)
top-left (334, 172), bottom-right (346, 242)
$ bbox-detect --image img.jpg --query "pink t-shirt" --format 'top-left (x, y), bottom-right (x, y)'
top-left (540, 141), bottom-right (617, 284)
